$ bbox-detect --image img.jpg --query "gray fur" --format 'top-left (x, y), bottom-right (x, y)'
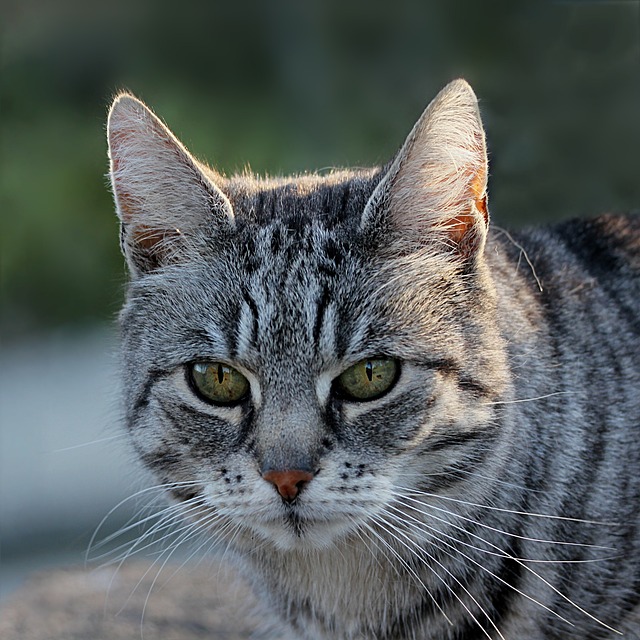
top-left (107, 80), bottom-right (640, 639)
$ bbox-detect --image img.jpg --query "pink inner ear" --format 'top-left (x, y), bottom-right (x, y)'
top-left (443, 166), bottom-right (488, 247)
top-left (471, 166), bottom-right (489, 225)
top-left (131, 225), bottom-right (179, 255)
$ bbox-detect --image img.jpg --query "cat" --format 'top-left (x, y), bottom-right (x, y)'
top-left (106, 79), bottom-right (640, 639)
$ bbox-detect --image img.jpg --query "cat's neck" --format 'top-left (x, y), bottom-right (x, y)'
top-left (238, 461), bottom-right (527, 640)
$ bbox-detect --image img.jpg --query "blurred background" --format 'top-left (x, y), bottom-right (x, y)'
top-left (1, 0), bottom-right (639, 600)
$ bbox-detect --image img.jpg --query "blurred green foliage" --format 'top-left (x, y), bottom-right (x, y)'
top-left (2, 0), bottom-right (639, 336)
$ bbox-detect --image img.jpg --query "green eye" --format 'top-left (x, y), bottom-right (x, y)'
top-left (189, 362), bottom-right (249, 405)
top-left (335, 358), bottom-right (399, 401)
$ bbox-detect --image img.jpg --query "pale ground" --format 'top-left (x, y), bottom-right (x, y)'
top-left (0, 559), bottom-right (291, 639)
top-left (0, 328), bottom-right (291, 637)
top-left (0, 328), bottom-right (133, 599)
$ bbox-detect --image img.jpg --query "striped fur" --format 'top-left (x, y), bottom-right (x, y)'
top-left (107, 80), bottom-right (640, 639)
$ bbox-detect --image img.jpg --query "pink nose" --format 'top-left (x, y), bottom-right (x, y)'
top-left (262, 469), bottom-right (314, 502)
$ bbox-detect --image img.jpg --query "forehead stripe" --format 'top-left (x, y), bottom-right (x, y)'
top-left (233, 287), bottom-right (259, 358)
top-left (313, 285), bottom-right (331, 345)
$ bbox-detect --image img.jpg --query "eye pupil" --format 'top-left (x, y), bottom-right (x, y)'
top-left (365, 361), bottom-right (373, 382)
top-left (217, 364), bottom-right (225, 384)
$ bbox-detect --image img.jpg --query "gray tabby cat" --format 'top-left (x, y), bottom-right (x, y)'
top-left (106, 80), bottom-right (640, 639)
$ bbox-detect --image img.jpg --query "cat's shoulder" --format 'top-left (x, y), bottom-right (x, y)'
top-left (489, 213), bottom-right (639, 317)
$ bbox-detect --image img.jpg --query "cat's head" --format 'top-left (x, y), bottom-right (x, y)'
top-left (108, 80), bottom-right (509, 551)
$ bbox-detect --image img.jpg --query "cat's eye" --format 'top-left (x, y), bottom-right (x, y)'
top-left (189, 362), bottom-right (250, 405)
top-left (335, 358), bottom-right (399, 401)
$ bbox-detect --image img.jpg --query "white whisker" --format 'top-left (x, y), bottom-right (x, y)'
top-left (396, 485), bottom-right (619, 527)
top-left (439, 469), bottom-right (546, 493)
top-left (391, 496), bottom-right (622, 635)
top-left (361, 519), bottom-right (453, 625)
top-left (90, 499), bottom-right (194, 557)
top-left (50, 433), bottom-right (127, 453)
top-left (86, 480), bottom-right (203, 563)
top-left (139, 509), bottom-right (226, 631)
top-left (481, 391), bottom-right (571, 406)
top-left (93, 498), bottom-right (208, 567)
top-left (371, 513), bottom-right (503, 640)
top-left (159, 517), bottom-right (240, 591)
top-left (101, 498), bottom-right (211, 615)
top-left (397, 494), bottom-right (615, 550)
top-left (350, 517), bottom-right (394, 577)
top-left (387, 502), bottom-right (613, 566)
top-left (493, 226), bottom-right (543, 291)
top-left (382, 506), bottom-right (574, 629)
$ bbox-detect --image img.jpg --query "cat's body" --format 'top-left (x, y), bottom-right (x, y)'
top-left (107, 81), bottom-right (640, 639)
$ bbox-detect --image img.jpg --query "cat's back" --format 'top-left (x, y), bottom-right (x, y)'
top-left (487, 214), bottom-right (640, 639)
top-left (489, 211), bottom-right (639, 500)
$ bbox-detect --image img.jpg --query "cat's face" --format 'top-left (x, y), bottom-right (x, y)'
top-left (110, 80), bottom-right (508, 552)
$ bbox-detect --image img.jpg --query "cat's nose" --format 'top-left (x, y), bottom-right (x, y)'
top-left (262, 469), bottom-right (314, 502)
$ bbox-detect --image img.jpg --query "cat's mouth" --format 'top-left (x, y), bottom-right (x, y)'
top-left (245, 508), bottom-right (356, 550)
top-left (283, 509), bottom-right (307, 537)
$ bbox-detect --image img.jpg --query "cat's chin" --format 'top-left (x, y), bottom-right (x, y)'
top-left (248, 516), bottom-right (356, 552)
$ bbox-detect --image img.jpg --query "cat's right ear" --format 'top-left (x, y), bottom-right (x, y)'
top-left (107, 93), bottom-right (234, 276)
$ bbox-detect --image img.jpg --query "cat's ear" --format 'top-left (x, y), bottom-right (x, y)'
top-left (107, 93), bottom-right (233, 275)
top-left (362, 79), bottom-right (488, 259)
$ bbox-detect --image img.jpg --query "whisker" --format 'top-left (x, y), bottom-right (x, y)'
top-left (86, 480), bottom-right (203, 563)
top-left (113, 506), bottom-right (222, 622)
top-left (481, 391), bottom-right (570, 406)
top-left (371, 514), bottom-right (503, 640)
top-left (50, 433), bottom-right (127, 453)
top-left (158, 517), bottom-right (239, 590)
top-left (391, 497), bottom-right (622, 635)
top-left (382, 507), bottom-right (573, 629)
top-left (92, 497), bottom-right (208, 567)
top-left (90, 498), bottom-right (195, 556)
top-left (98, 495), bottom-right (212, 615)
top-left (386, 502), bottom-right (613, 566)
top-left (397, 493), bottom-right (616, 549)
top-left (217, 516), bottom-right (250, 566)
top-left (139, 509), bottom-right (226, 630)
top-left (350, 517), bottom-right (394, 577)
top-left (437, 469), bottom-right (547, 494)
top-left (493, 226), bottom-right (543, 291)
top-left (396, 485), bottom-right (618, 527)
top-left (360, 519), bottom-right (453, 625)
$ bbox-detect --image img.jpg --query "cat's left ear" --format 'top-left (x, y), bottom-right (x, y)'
top-left (362, 79), bottom-right (489, 260)
top-left (107, 93), bottom-right (234, 276)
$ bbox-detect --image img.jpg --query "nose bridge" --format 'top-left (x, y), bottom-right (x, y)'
top-left (254, 387), bottom-right (322, 474)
